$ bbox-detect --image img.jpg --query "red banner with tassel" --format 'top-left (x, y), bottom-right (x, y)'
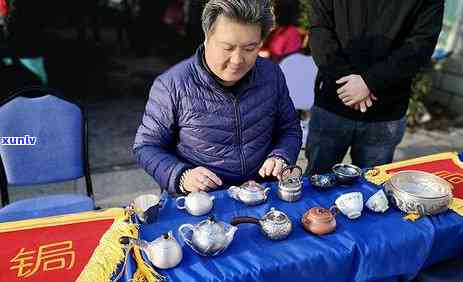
top-left (0, 208), bottom-right (123, 282)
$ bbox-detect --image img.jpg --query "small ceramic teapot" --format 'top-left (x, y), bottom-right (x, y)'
top-left (278, 165), bottom-right (303, 202)
top-left (176, 191), bottom-right (214, 216)
top-left (178, 216), bottom-right (237, 256)
top-left (301, 207), bottom-right (337, 235)
top-left (120, 231), bottom-right (183, 269)
top-left (310, 174), bottom-right (337, 191)
top-left (228, 181), bottom-right (270, 206)
top-left (231, 207), bottom-right (293, 240)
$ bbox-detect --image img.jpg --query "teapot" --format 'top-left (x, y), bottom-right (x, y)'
top-left (178, 216), bottom-right (237, 256)
top-left (278, 165), bottom-right (303, 202)
top-left (120, 231), bottom-right (183, 269)
top-left (231, 207), bottom-right (293, 240)
top-left (310, 174), bottom-right (337, 191)
top-left (301, 207), bottom-right (337, 235)
top-left (176, 191), bottom-right (214, 216)
top-left (228, 181), bottom-right (270, 206)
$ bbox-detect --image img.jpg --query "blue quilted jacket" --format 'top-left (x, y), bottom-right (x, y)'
top-left (134, 46), bottom-right (302, 195)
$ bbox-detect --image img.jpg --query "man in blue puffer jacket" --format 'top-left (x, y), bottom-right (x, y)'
top-left (134, 0), bottom-right (302, 196)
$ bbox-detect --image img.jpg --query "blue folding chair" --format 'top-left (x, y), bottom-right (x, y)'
top-left (0, 86), bottom-right (95, 222)
top-left (459, 151), bottom-right (463, 162)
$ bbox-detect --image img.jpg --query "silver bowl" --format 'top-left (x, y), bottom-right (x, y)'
top-left (384, 170), bottom-right (453, 216)
top-left (332, 163), bottom-right (362, 184)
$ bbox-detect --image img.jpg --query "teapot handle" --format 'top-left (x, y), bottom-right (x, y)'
top-left (264, 187), bottom-right (271, 196)
top-left (230, 216), bottom-right (260, 226)
top-left (176, 196), bottom-right (186, 210)
top-left (158, 191), bottom-right (168, 210)
top-left (329, 205), bottom-right (339, 216)
top-left (178, 224), bottom-right (194, 246)
top-left (228, 186), bottom-right (240, 200)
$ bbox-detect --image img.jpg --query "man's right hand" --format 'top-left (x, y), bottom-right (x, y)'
top-left (182, 167), bottom-right (223, 193)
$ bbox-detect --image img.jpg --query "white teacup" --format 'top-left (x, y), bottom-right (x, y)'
top-left (365, 190), bottom-right (389, 213)
top-left (335, 192), bottom-right (364, 219)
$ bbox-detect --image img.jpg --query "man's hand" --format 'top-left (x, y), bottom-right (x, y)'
top-left (182, 167), bottom-right (223, 193)
top-left (259, 157), bottom-right (287, 180)
top-left (336, 75), bottom-right (370, 106)
top-left (350, 93), bottom-right (378, 112)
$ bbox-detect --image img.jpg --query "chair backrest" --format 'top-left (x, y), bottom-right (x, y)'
top-left (279, 53), bottom-right (318, 111)
top-left (0, 87), bottom-right (93, 205)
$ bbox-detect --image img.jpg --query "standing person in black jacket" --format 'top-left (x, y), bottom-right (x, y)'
top-left (305, 0), bottom-right (444, 175)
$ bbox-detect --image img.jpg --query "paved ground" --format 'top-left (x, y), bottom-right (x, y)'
top-left (7, 29), bottom-right (463, 208)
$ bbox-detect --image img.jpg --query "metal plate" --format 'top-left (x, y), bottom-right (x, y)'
top-left (388, 170), bottom-right (453, 199)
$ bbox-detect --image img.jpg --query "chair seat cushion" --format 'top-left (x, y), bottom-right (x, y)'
top-left (0, 194), bottom-right (95, 222)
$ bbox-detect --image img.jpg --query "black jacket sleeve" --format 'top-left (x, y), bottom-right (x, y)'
top-left (362, 0), bottom-right (444, 98)
top-left (309, 0), bottom-right (358, 81)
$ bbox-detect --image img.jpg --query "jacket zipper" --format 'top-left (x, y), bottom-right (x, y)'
top-left (233, 97), bottom-right (246, 176)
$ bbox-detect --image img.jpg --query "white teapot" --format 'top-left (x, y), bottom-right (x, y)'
top-left (120, 231), bottom-right (182, 269)
top-left (178, 216), bottom-right (237, 256)
top-left (176, 191), bottom-right (214, 216)
top-left (228, 181), bottom-right (270, 205)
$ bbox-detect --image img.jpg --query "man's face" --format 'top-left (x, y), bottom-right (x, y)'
top-left (204, 15), bottom-right (263, 86)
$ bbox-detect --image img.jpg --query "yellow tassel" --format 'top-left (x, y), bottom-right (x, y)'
top-left (449, 198), bottom-right (463, 217)
top-left (76, 216), bottom-right (138, 282)
top-left (403, 213), bottom-right (421, 221)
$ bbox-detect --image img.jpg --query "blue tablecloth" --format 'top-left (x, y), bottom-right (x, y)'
top-left (138, 179), bottom-right (463, 282)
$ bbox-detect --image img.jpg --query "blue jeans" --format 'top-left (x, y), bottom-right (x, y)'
top-left (305, 106), bottom-right (407, 175)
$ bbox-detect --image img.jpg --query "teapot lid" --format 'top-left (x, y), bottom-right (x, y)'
top-left (240, 181), bottom-right (266, 194)
top-left (262, 207), bottom-right (289, 224)
top-left (280, 165), bottom-right (303, 183)
top-left (186, 191), bottom-right (213, 205)
top-left (188, 191), bottom-right (210, 199)
top-left (196, 216), bottom-right (224, 235)
top-left (305, 207), bottom-right (334, 223)
top-left (152, 231), bottom-right (179, 250)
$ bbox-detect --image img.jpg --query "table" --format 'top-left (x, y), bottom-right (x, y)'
top-left (138, 178), bottom-right (463, 282)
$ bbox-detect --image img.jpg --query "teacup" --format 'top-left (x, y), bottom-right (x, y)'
top-left (334, 192), bottom-right (363, 219)
top-left (176, 191), bottom-right (215, 216)
top-left (365, 190), bottom-right (389, 213)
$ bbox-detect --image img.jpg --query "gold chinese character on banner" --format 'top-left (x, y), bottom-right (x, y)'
top-left (10, 241), bottom-right (75, 278)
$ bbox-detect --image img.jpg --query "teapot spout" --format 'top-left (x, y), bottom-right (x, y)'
top-left (119, 236), bottom-right (150, 251)
top-left (225, 225), bottom-right (238, 243)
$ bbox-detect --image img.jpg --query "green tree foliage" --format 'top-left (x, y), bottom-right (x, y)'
top-left (298, 0), bottom-right (312, 29)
